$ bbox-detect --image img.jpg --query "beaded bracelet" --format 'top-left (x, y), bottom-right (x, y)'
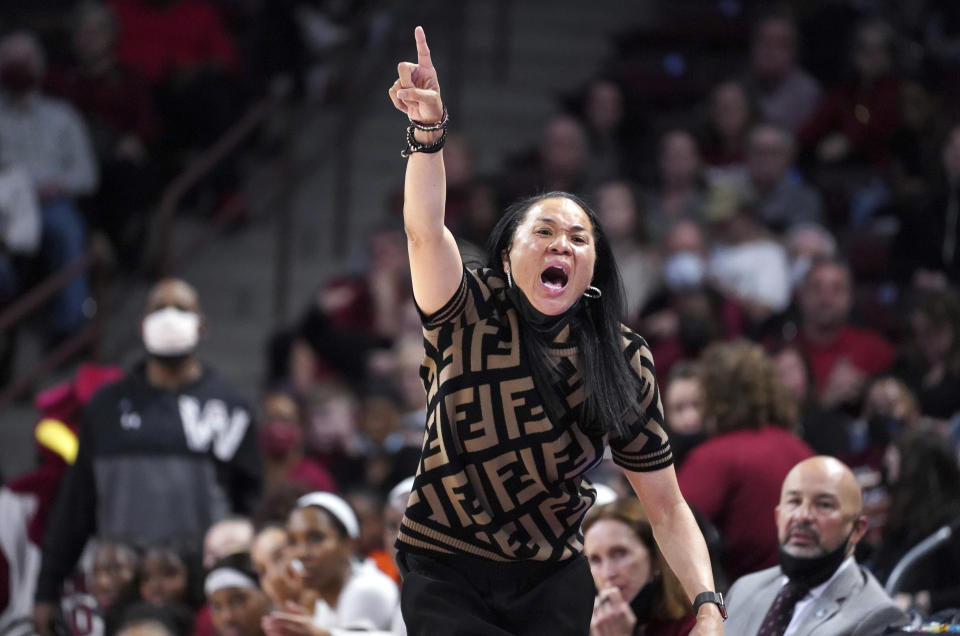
top-left (409, 106), bottom-right (448, 131)
top-left (401, 123), bottom-right (447, 158)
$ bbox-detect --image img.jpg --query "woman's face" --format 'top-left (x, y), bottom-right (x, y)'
top-left (287, 507), bottom-right (351, 592)
top-left (503, 197), bottom-right (597, 315)
top-left (595, 182), bottom-right (638, 239)
top-left (209, 587), bottom-right (271, 636)
top-left (711, 82), bottom-right (749, 140)
top-left (585, 518), bottom-right (654, 603)
top-left (139, 549), bottom-right (188, 607)
top-left (89, 544), bottom-right (138, 610)
top-left (775, 348), bottom-right (809, 404)
top-left (911, 311), bottom-right (955, 365)
top-left (664, 377), bottom-right (705, 435)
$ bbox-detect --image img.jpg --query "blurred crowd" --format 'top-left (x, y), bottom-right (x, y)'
top-left (3, 1), bottom-right (960, 635)
top-left (0, 0), bottom-right (388, 384)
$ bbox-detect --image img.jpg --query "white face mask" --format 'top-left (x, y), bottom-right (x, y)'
top-left (142, 307), bottom-right (200, 356)
top-left (663, 251), bottom-right (706, 291)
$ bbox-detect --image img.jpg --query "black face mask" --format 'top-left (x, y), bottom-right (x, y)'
top-left (778, 527), bottom-right (855, 588)
top-left (147, 352), bottom-right (192, 370)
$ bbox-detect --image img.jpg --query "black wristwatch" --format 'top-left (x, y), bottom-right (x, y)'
top-left (693, 591), bottom-right (727, 621)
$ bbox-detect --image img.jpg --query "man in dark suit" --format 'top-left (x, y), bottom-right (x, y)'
top-left (724, 456), bottom-right (907, 636)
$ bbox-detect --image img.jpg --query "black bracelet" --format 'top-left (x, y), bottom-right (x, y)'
top-left (401, 123), bottom-right (447, 158)
top-left (409, 106), bottom-right (448, 131)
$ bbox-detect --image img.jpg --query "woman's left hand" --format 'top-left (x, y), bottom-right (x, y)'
top-left (262, 602), bottom-right (331, 636)
top-left (590, 587), bottom-right (636, 636)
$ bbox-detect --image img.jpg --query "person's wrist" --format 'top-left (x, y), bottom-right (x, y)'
top-left (696, 603), bottom-right (724, 621)
top-left (413, 128), bottom-right (443, 145)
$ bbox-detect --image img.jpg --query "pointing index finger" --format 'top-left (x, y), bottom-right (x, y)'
top-left (415, 26), bottom-right (433, 69)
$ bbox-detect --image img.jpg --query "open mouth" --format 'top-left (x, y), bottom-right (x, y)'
top-left (540, 265), bottom-right (569, 290)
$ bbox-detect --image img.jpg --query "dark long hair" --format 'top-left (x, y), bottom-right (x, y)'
top-left (483, 191), bottom-right (640, 438)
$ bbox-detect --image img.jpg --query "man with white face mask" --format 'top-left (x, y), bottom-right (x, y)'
top-left (33, 278), bottom-right (262, 636)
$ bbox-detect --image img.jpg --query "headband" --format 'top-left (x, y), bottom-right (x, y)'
top-left (204, 567), bottom-right (258, 596)
top-left (296, 492), bottom-right (360, 539)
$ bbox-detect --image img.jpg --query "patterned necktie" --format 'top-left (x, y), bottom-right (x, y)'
top-left (757, 580), bottom-right (810, 636)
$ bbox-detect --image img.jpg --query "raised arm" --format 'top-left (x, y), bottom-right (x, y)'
top-left (624, 467), bottom-right (725, 635)
top-left (387, 26), bottom-right (463, 315)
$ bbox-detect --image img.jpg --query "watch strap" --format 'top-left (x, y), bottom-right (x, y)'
top-left (693, 591), bottom-right (727, 620)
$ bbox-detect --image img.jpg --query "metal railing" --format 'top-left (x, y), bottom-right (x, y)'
top-left (0, 249), bottom-right (104, 406)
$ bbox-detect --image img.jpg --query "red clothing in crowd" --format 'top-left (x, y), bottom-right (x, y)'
top-left (678, 427), bottom-right (814, 582)
top-left (285, 457), bottom-right (338, 494)
top-left (46, 65), bottom-right (159, 148)
top-left (108, 0), bottom-right (239, 83)
top-left (798, 75), bottom-right (901, 167)
top-left (798, 325), bottom-right (895, 395)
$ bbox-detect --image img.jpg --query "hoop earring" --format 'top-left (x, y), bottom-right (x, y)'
top-left (583, 286), bottom-right (601, 299)
top-left (506, 270), bottom-right (513, 288)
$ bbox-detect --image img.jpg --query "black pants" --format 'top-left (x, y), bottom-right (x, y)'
top-left (397, 551), bottom-right (595, 636)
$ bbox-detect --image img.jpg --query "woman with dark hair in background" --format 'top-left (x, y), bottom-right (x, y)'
top-left (205, 553), bottom-right (271, 636)
top-left (385, 27), bottom-right (723, 635)
top-left (138, 541), bottom-right (205, 622)
top-left (678, 340), bottom-right (814, 582)
top-left (895, 287), bottom-right (960, 422)
top-left (261, 492), bottom-right (397, 635)
top-left (584, 499), bottom-right (695, 636)
top-left (870, 428), bottom-right (960, 616)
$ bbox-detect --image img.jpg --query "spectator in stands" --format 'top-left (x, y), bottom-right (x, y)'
top-left (743, 123), bottom-right (823, 233)
top-left (894, 123), bottom-right (960, 285)
top-left (705, 181), bottom-right (792, 324)
top-left (594, 179), bottom-right (659, 320)
top-left (258, 388), bottom-right (337, 493)
top-left (871, 428), bottom-right (960, 615)
top-left (699, 80), bottom-right (755, 173)
top-left (267, 224), bottom-right (407, 392)
top-left (745, 14), bottom-right (822, 133)
top-left (723, 456), bottom-right (907, 635)
top-left (262, 492), bottom-right (398, 634)
top-left (203, 518), bottom-right (255, 570)
top-left (0, 364), bottom-right (121, 634)
top-left (89, 540), bottom-right (140, 633)
top-left (250, 525), bottom-right (305, 610)
top-left (46, 0), bottom-right (161, 268)
top-left (889, 75), bottom-right (948, 206)
top-left (205, 554), bottom-right (271, 636)
top-left (116, 602), bottom-right (194, 636)
top-left (895, 288), bottom-right (960, 421)
top-left (774, 344), bottom-right (854, 459)
top-left (500, 113), bottom-right (592, 202)
top-left (678, 340), bottom-right (814, 582)
top-left (661, 362), bottom-right (707, 468)
top-left (332, 381), bottom-right (420, 498)
top-left (139, 542), bottom-right (204, 611)
top-left (794, 258), bottom-right (896, 410)
top-left (799, 18), bottom-right (901, 168)
top-left (579, 78), bottom-right (630, 181)
top-left (642, 129), bottom-right (706, 243)
top-left (641, 219), bottom-right (734, 381)
top-left (784, 222), bottom-right (837, 292)
top-left (0, 31), bottom-right (97, 340)
top-left (344, 488), bottom-right (396, 584)
top-left (584, 498), bottom-right (695, 636)
top-left (108, 0), bottom-right (242, 149)
top-left (34, 278), bottom-right (262, 635)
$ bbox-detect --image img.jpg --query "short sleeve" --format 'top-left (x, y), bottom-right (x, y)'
top-left (417, 267), bottom-right (502, 331)
top-left (608, 330), bottom-right (673, 472)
